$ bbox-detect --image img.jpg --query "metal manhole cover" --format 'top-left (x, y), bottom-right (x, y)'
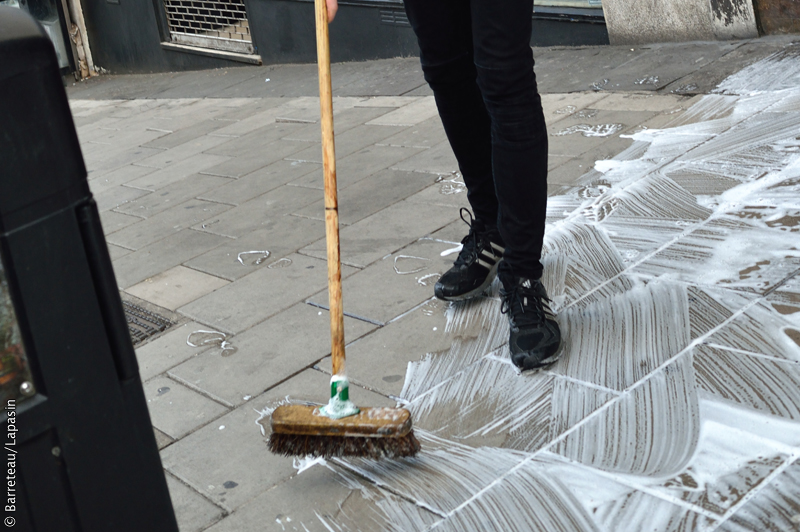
top-left (123, 301), bottom-right (173, 345)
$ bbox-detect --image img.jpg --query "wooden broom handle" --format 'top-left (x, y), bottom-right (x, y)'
top-left (315, 0), bottom-right (346, 377)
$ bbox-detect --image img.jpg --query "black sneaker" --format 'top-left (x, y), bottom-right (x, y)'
top-left (435, 209), bottom-right (505, 301)
top-left (499, 270), bottom-right (562, 371)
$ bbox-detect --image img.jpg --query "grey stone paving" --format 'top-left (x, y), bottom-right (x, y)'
top-left (66, 36), bottom-right (800, 532)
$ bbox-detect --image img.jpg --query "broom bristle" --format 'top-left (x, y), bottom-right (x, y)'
top-left (268, 430), bottom-right (420, 459)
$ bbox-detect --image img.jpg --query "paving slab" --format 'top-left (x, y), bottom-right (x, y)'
top-left (165, 473), bottom-right (224, 532)
top-left (204, 463), bottom-right (440, 532)
top-left (720, 459), bottom-right (800, 532)
top-left (206, 122), bottom-right (308, 158)
top-left (533, 45), bottom-right (644, 94)
top-left (106, 199), bottom-right (233, 250)
top-left (355, 95), bottom-right (422, 107)
top-left (199, 139), bottom-right (312, 178)
top-left (541, 92), bottom-right (609, 124)
top-left (307, 238), bottom-right (454, 325)
top-left (391, 140), bottom-right (459, 175)
top-left (366, 97), bottom-right (439, 126)
top-left (125, 265), bottom-right (230, 311)
top-left (377, 115), bottom-right (448, 149)
top-left (66, 71), bottom-right (186, 100)
top-left (133, 134), bottom-right (232, 169)
top-left (287, 124), bottom-right (406, 163)
top-left (660, 37), bottom-right (800, 94)
top-left (403, 83), bottom-right (434, 97)
top-left (590, 92), bottom-right (691, 112)
top-left (694, 344), bottom-right (800, 421)
top-left (192, 185), bottom-right (322, 239)
top-left (87, 163), bottom-right (156, 195)
top-left (82, 127), bottom-right (169, 151)
top-left (218, 64), bottom-right (320, 98)
top-left (125, 154), bottom-right (233, 191)
top-left (332, 57), bottom-right (427, 96)
top-left (114, 174), bottom-right (231, 218)
top-left (106, 243), bottom-right (132, 261)
top-left (185, 216), bottom-right (326, 281)
top-left (546, 109), bottom-right (655, 158)
top-left (143, 376), bottom-right (230, 440)
top-left (705, 299), bottom-right (800, 362)
top-left (178, 253), bottom-right (357, 335)
top-left (159, 369), bottom-right (394, 511)
top-left (283, 106), bottom-right (397, 141)
top-left (84, 146), bottom-right (166, 178)
top-left (99, 210), bottom-right (142, 235)
top-left (299, 200), bottom-right (457, 268)
top-left (293, 168), bottom-right (435, 226)
top-left (198, 159), bottom-right (321, 205)
top-left (111, 229), bottom-right (230, 289)
top-left (599, 41), bottom-right (738, 92)
top-left (548, 156), bottom-right (604, 186)
top-left (148, 68), bottom-right (263, 99)
top-left (169, 303), bottom-right (376, 407)
top-left (323, 298), bottom-right (451, 397)
top-left (203, 107), bottom-right (283, 138)
top-left (403, 173), bottom-right (471, 211)
top-left (135, 321), bottom-right (214, 382)
top-left (287, 144), bottom-right (426, 190)
top-left (141, 119), bottom-right (230, 150)
top-left (154, 428), bottom-right (174, 450)
top-left (93, 185), bottom-right (152, 213)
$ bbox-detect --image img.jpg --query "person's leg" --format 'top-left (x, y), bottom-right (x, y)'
top-left (404, 0), bottom-right (505, 301)
top-left (403, 0), bottom-right (498, 227)
top-left (469, 0), bottom-right (562, 370)
top-left (470, 0), bottom-right (548, 281)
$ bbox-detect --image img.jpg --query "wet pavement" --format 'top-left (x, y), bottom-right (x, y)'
top-left (67, 37), bottom-right (800, 531)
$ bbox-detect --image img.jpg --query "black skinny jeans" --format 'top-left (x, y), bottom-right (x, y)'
top-left (403, 0), bottom-right (549, 280)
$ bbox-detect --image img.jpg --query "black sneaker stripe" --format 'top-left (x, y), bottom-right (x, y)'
top-left (479, 249), bottom-right (500, 263)
top-left (490, 242), bottom-right (505, 254)
top-left (476, 258), bottom-right (494, 270)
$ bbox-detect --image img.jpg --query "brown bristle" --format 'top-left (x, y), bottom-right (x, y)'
top-left (268, 430), bottom-right (421, 459)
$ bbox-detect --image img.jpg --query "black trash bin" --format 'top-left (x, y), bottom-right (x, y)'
top-left (0, 7), bottom-right (179, 531)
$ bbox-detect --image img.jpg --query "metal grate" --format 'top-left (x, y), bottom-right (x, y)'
top-left (123, 301), bottom-right (173, 346)
top-left (163, 0), bottom-right (254, 54)
top-left (380, 8), bottom-right (410, 27)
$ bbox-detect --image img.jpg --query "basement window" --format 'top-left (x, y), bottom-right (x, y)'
top-left (162, 0), bottom-right (254, 54)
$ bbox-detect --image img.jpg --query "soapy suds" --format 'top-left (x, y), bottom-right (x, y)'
top-left (635, 75), bottom-right (660, 86)
top-left (186, 330), bottom-right (237, 357)
top-left (268, 257), bottom-right (293, 268)
top-left (394, 255), bottom-right (432, 275)
top-left (440, 245), bottom-right (462, 258)
top-left (436, 172), bottom-right (466, 195)
top-left (237, 250), bottom-right (270, 265)
top-left (554, 124), bottom-right (624, 138)
top-left (255, 54), bottom-right (800, 531)
top-left (417, 273), bottom-right (441, 287)
top-left (293, 455), bottom-right (327, 474)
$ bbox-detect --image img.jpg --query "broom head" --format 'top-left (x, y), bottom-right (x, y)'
top-left (268, 405), bottom-right (420, 459)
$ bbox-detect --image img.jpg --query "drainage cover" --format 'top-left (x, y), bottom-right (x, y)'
top-left (123, 301), bottom-right (173, 345)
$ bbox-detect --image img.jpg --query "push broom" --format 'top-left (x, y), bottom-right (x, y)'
top-left (267, 0), bottom-right (420, 459)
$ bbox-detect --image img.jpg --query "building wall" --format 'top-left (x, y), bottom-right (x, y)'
top-left (81, 0), bottom-right (244, 73)
top-left (752, 0), bottom-right (800, 34)
top-left (81, 0), bottom-right (608, 74)
top-left (602, 0), bottom-right (758, 44)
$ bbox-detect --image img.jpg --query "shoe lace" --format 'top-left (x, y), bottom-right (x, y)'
top-left (500, 280), bottom-right (551, 328)
top-left (453, 208), bottom-right (481, 268)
